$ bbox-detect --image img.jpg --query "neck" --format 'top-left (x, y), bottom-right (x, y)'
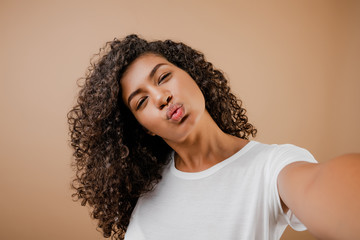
top-left (164, 111), bottom-right (249, 172)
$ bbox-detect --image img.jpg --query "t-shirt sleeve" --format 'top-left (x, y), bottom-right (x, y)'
top-left (268, 144), bottom-right (318, 231)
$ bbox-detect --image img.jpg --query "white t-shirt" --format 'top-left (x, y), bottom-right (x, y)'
top-left (124, 141), bottom-right (317, 240)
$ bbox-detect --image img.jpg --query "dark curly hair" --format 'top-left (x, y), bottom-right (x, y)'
top-left (68, 34), bottom-right (257, 239)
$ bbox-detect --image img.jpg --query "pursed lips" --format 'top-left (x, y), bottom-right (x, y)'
top-left (166, 103), bottom-right (183, 120)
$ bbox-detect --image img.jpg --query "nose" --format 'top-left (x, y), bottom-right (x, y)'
top-left (154, 89), bottom-right (172, 110)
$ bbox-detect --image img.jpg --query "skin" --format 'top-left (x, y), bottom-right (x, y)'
top-left (278, 154), bottom-right (360, 239)
top-left (120, 53), bottom-right (248, 172)
top-left (121, 53), bottom-right (360, 239)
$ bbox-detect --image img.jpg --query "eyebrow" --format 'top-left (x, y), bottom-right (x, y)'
top-left (127, 63), bottom-right (167, 106)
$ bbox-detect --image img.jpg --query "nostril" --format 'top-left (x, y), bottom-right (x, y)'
top-left (158, 94), bottom-right (172, 109)
top-left (159, 94), bottom-right (172, 110)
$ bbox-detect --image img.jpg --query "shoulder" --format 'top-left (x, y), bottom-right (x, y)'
top-left (249, 141), bottom-right (314, 156)
top-left (250, 141), bottom-right (317, 167)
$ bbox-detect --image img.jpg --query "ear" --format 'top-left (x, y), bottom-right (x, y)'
top-left (143, 127), bottom-right (156, 136)
top-left (147, 130), bottom-right (156, 136)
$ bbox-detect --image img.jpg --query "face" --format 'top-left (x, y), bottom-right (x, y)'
top-left (120, 53), bottom-right (205, 143)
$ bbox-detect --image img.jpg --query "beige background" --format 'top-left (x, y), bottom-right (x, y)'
top-left (1, 0), bottom-right (359, 239)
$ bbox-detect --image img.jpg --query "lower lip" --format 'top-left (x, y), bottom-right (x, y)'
top-left (171, 106), bottom-right (185, 121)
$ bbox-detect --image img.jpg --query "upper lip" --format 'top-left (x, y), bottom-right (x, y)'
top-left (166, 103), bottom-right (182, 120)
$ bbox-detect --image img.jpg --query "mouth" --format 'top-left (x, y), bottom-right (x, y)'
top-left (166, 104), bottom-right (185, 121)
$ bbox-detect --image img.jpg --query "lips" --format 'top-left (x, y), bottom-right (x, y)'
top-left (166, 103), bottom-right (184, 121)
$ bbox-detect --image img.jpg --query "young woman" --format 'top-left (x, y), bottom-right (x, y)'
top-left (68, 34), bottom-right (360, 240)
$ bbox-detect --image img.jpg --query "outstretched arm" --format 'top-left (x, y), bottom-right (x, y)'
top-left (278, 153), bottom-right (360, 240)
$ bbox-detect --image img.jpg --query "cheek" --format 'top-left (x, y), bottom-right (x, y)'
top-left (173, 76), bottom-right (203, 98)
top-left (134, 108), bottom-right (161, 131)
top-left (183, 81), bottom-right (205, 104)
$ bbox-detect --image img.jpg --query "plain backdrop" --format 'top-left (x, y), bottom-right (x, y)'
top-left (1, 0), bottom-right (359, 239)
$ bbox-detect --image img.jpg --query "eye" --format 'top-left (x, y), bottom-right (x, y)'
top-left (158, 72), bottom-right (171, 84)
top-left (136, 96), bottom-right (148, 110)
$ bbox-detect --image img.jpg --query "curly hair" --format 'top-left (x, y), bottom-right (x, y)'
top-left (68, 34), bottom-right (257, 239)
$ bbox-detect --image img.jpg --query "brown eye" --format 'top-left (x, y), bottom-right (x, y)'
top-left (158, 72), bottom-right (171, 84)
top-left (136, 97), bottom-right (147, 110)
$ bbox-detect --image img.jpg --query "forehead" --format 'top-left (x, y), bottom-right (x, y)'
top-left (122, 54), bottom-right (169, 80)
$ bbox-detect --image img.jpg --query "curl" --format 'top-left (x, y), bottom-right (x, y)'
top-left (68, 34), bottom-right (256, 239)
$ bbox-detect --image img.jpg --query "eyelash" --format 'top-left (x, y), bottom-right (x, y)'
top-left (158, 72), bottom-right (171, 84)
top-left (136, 97), bottom-right (147, 110)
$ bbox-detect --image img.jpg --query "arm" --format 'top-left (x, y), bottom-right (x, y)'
top-left (278, 153), bottom-right (360, 240)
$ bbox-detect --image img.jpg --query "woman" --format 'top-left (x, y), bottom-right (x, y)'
top-left (68, 34), bottom-right (360, 240)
